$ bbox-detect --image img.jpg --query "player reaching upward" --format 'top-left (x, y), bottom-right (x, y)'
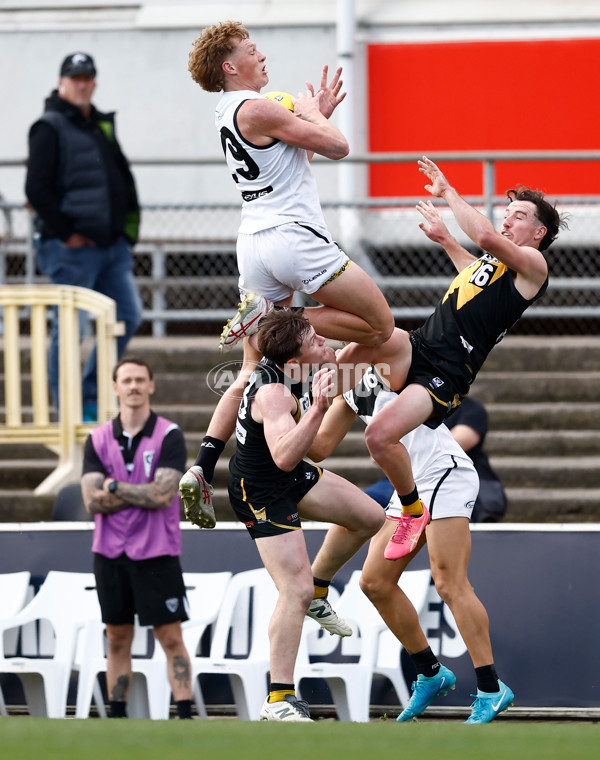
top-left (338, 156), bottom-right (566, 558)
top-left (181, 21), bottom-right (394, 527)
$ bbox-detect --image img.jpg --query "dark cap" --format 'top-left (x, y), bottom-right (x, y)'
top-left (60, 52), bottom-right (97, 78)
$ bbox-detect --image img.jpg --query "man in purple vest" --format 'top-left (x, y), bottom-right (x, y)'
top-left (81, 356), bottom-right (193, 719)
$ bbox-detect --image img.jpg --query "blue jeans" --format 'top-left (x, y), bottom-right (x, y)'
top-left (37, 237), bottom-right (143, 408)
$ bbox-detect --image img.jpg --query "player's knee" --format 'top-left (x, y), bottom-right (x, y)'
top-left (363, 506), bottom-right (386, 536)
top-left (360, 572), bottom-right (391, 603)
top-left (364, 425), bottom-right (386, 461)
top-left (431, 571), bottom-right (461, 606)
top-left (291, 580), bottom-right (315, 612)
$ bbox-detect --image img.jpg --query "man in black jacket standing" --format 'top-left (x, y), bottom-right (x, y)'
top-left (26, 53), bottom-right (142, 421)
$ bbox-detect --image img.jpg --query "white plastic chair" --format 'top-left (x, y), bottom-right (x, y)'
top-left (0, 571), bottom-right (32, 716)
top-left (188, 568), bottom-right (278, 721)
top-left (180, 571), bottom-right (232, 719)
top-left (295, 568), bottom-right (431, 722)
top-left (0, 571), bottom-right (101, 718)
top-left (74, 570), bottom-right (232, 720)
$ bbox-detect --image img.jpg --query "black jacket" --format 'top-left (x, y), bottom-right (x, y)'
top-left (25, 90), bottom-right (140, 247)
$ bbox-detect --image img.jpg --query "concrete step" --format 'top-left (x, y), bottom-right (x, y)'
top-left (5, 485), bottom-right (600, 525)
top-left (4, 335), bottom-right (600, 375)
top-left (212, 487), bottom-right (600, 525)
top-left (471, 372), bottom-right (600, 404)
top-left (9, 368), bottom-right (596, 407)
top-left (504, 488), bottom-right (600, 522)
top-left (202, 453), bottom-right (600, 491)
top-left (491, 456), bottom-right (600, 489)
top-left (481, 402), bottom-right (600, 431)
top-left (0, 491), bottom-right (54, 522)
top-left (0, 460), bottom-right (56, 490)
top-left (485, 430), bottom-right (600, 457)
top-left (159, 400), bottom-right (600, 434)
top-left (482, 336), bottom-right (600, 373)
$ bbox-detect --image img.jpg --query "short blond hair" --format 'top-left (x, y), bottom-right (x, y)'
top-left (188, 20), bottom-right (249, 92)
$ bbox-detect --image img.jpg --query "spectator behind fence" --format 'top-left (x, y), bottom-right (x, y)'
top-left (364, 396), bottom-right (507, 523)
top-left (81, 356), bottom-right (193, 719)
top-left (444, 396), bottom-right (507, 523)
top-left (25, 52), bottom-right (143, 422)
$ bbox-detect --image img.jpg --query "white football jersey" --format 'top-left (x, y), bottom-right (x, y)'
top-left (215, 90), bottom-right (327, 234)
top-left (343, 367), bottom-right (472, 485)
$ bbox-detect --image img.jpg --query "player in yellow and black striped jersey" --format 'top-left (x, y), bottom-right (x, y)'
top-left (337, 157), bottom-right (567, 558)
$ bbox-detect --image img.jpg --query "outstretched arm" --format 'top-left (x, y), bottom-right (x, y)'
top-left (418, 156), bottom-right (548, 289)
top-left (416, 199), bottom-right (477, 273)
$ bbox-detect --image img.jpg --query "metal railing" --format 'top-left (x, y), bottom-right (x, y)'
top-left (2, 151), bottom-right (600, 336)
top-left (0, 285), bottom-right (122, 496)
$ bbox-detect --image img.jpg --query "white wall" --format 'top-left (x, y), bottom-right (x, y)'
top-left (0, 24), bottom-right (345, 205)
top-left (2, 0), bottom-right (600, 206)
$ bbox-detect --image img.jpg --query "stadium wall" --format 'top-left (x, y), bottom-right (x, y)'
top-left (0, 523), bottom-right (598, 710)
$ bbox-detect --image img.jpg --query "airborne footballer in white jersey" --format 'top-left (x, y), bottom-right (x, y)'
top-left (215, 89), bottom-right (348, 302)
top-left (216, 90), bottom-right (326, 233)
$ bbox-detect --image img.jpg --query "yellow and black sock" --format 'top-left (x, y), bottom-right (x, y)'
top-left (268, 683), bottom-right (295, 703)
top-left (400, 486), bottom-right (423, 517)
top-left (312, 577), bottom-right (330, 600)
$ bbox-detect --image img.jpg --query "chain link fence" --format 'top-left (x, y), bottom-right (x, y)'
top-left (2, 156), bottom-right (600, 337)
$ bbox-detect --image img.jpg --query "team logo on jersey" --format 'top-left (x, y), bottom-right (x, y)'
top-left (431, 377), bottom-right (444, 388)
top-left (143, 450), bottom-right (154, 478)
top-left (443, 255), bottom-right (506, 310)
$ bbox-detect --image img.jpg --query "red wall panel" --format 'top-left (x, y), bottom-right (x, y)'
top-left (367, 38), bottom-right (600, 196)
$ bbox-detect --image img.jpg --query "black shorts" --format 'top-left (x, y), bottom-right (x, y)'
top-left (93, 553), bottom-right (189, 627)
top-left (405, 333), bottom-right (468, 429)
top-left (228, 459), bottom-right (322, 539)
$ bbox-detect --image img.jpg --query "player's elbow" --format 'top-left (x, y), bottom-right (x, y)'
top-left (272, 454), bottom-right (297, 472)
top-left (330, 139), bottom-right (349, 160)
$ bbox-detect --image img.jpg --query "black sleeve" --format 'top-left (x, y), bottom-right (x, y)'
top-left (156, 427), bottom-right (187, 473)
top-left (25, 121), bottom-right (74, 241)
top-left (81, 435), bottom-right (106, 476)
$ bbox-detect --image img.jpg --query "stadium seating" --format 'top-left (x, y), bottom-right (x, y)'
top-left (0, 571), bottom-right (100, 718)
top-left (0, 571), bottom-right (32, 716)
top-left (186, 568), bottom-right (278, 721)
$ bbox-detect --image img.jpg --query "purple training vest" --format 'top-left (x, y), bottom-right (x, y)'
top-left (90, 415), bottom-right (182, 560)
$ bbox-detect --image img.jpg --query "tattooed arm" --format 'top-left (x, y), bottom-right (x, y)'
top-left (82, 467), bottom-right (183, 515)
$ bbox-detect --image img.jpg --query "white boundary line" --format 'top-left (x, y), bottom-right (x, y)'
top-left (1, 522), bottom-right (600, 533)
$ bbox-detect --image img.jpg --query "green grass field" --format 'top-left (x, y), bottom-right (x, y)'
top-left (1, 719), bottom-right (598, 760)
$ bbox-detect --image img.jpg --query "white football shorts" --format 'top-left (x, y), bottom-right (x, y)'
top-left (385, 454), bottom-right (479, 521)
top-left (237, 221), bottom-right (350, 303)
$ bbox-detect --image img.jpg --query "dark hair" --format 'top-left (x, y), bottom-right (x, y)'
top-left (188, 20), bottom-right (249, 92)
top-left (257, 308), bottom-right (311, 366)
top-left (505, 185), bottom-right (568, 252)
top-left (112, 356), bottom-right (153, 382)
